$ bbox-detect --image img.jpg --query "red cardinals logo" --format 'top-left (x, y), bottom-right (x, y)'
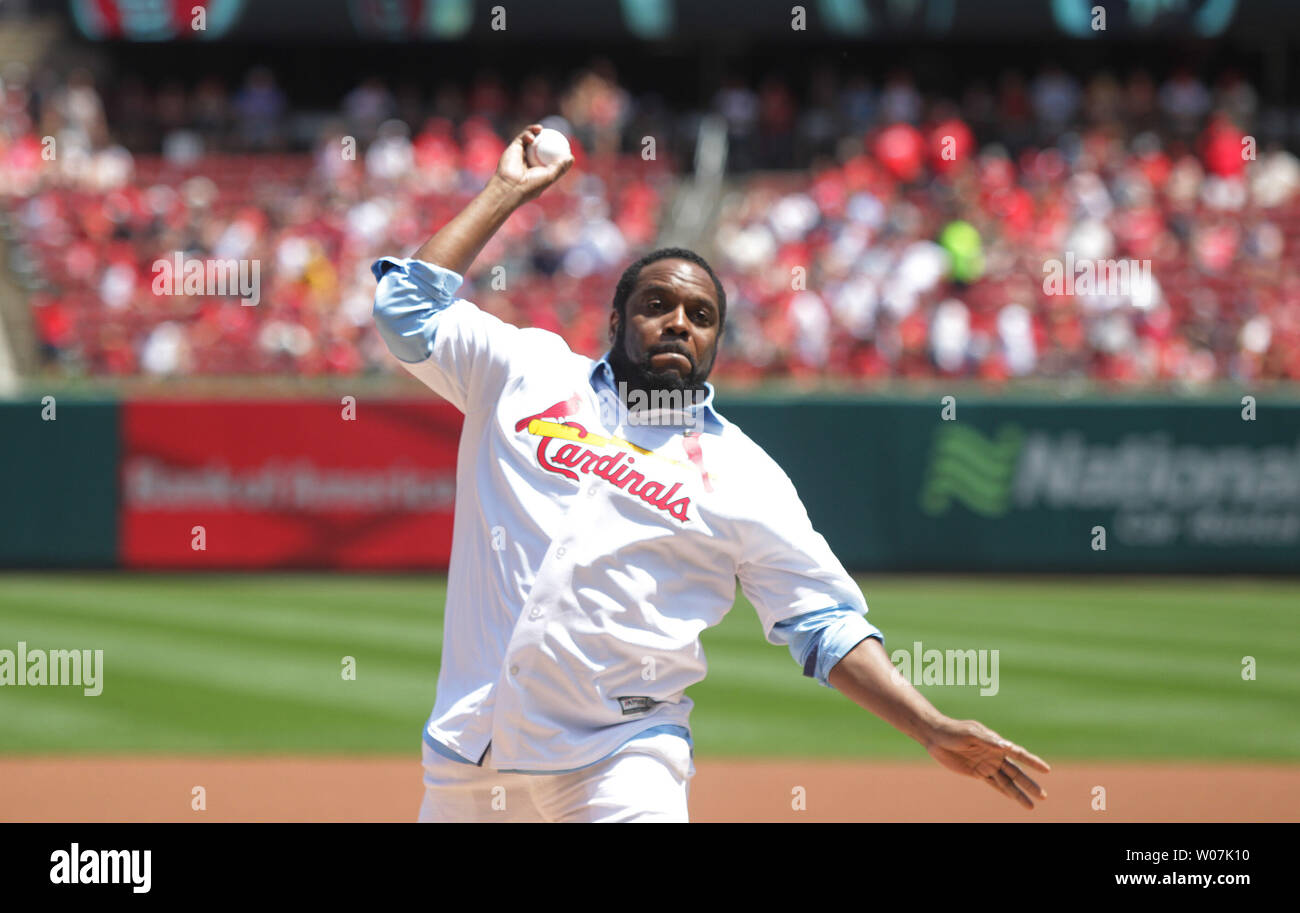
top-left (515, 398), bottom-right (695, 523)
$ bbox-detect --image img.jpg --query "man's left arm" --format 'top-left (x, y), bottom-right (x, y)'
top-left (738, 456), bottom-right (1050, 809)
top-left (827, 636), bottom-right (1050, 809)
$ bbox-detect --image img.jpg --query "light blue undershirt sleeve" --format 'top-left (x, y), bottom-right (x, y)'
top-left (370, 256), bottom-right (465, 364)
top-left (770, 605), bottom-right (884, 689)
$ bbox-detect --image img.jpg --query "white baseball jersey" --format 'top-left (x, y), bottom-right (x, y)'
top-left (372, 256), bottom-right (882, 773)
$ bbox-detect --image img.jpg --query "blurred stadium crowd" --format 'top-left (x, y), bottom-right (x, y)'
top-left (1, 59), bottom-right (1298, 385)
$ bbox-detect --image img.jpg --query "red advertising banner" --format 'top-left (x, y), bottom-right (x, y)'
top-left (120, 400), bottom-right (462, 568)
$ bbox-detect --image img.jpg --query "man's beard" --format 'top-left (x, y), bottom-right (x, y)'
top-left (607, 330), bottom-right (712, 398)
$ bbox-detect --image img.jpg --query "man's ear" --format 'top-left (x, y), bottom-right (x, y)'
top-left (609, 311), bottom-right (619, 344)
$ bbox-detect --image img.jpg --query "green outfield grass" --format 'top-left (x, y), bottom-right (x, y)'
top-left (0, 573), bottom-right (1296, 760)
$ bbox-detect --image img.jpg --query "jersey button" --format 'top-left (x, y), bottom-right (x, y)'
top-left (556, 547), bottom-right (566, 557)
top-left (509, 665), bottom-right (519, 676)
top-left (529, 608), bottom-right (541, 619)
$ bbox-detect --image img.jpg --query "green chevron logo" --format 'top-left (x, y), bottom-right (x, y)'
top-left (920, 424), bottom-right (1024, 518)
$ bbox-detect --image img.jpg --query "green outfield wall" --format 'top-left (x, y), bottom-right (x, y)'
top-left (1, 396), bottom-right (1296, 572)
top-left (723, 396), bottom-right (1300, 572)
top-left (0, 400), bottom-right (119, 567)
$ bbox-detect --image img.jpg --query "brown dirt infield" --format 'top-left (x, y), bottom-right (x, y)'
top-left (2, 757), bottom-right (1297, 822)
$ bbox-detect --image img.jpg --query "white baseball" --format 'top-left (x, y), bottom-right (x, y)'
top-left (527, 128), bottom-right (571, 167)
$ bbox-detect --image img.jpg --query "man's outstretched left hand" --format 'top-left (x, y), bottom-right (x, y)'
top-left (925, 718), bottom-right (1051, 809)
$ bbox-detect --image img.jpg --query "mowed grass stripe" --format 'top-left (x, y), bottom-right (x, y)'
top-left (1, 579), bottom-right (445, 751)
top-left (691, 578), bottom-right (1298, 760)
top-left (874, 633), bottom-right (1298, 693)
top-left (865, 587), bottom-right (1296, 630)
top-left (0, 604), bottom-right (442, 687)
top-left (1, 684), bottom-right (431, 752)
top-left (861, 585), bottom-right (1297, 641)
top-left (1, 593), bottom-right (444, 667)
top-left (688, 673), bottom-right (1300, 759)
top-left (1, 647), bottom-right (439, 752)
top-left (2, 574), bottom-right (444, 626)
top-left (729, 582), bottom-right (1298, 650)
top-left (0, 575), bottom-right (444, 640)
top-left (874, 612), bottom-right (1289, 655)
top-left (0, 574), bottom-right (444, 625)
top-left (858, 575), bottom-right (1300, 599)
top-left (2, 574), bottom-right (1296, 759)
top-left (710, 615), bottom-right (1298, 698)
top-left (0, 610), bottom-right (440, 703)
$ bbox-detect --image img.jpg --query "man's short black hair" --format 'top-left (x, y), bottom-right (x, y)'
top-left (611, 247), bottom-right (726, 334)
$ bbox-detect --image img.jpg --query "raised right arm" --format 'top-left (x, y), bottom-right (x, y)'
top-left (411, 124), bottom-right (571, 275)
top-left (370, 125), bottom-right (574, 410)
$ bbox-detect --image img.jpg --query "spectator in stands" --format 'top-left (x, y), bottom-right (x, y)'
top-left (561, 60), bottom-right (630, 160)
top-left (365, 119), bottom-right (415, 184)
top-left (839, 73), bottom-right (876, 136)
top-left (343, 77), bottom-right (395, 145)
top-left (714, 73), bottom-right (759, 171)
top-left (797, 65), bottom-right (841, 163)
top-left (193, 77), bottom-right (231, 145)
top-left (756, 75), bottom-right (796, 169)
top-left (5, 59), bottom-right (1299, 387)
top-left (1159, 67), bottom-right (1212, 138)
top-left (233, 67), bottom-right (287, 151)
top-left (1031, 65), bottom-right (1081, 138)
top-left (996, 70), bottom-right (1033, 150)
top-left (1124, 69), bottom-right (1159, 129)
top-left (879, 70), bottom-right (922, 126)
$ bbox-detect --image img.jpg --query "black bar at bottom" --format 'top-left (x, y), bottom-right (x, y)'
top-left (0, 823), bottom-right (1276, 898)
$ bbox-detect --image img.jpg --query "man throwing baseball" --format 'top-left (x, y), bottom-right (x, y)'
top-left (372, 124), bottom-right (1049, 822)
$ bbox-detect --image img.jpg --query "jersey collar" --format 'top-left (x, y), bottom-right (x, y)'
top-left (590, 351), bottom-right (724, 434)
